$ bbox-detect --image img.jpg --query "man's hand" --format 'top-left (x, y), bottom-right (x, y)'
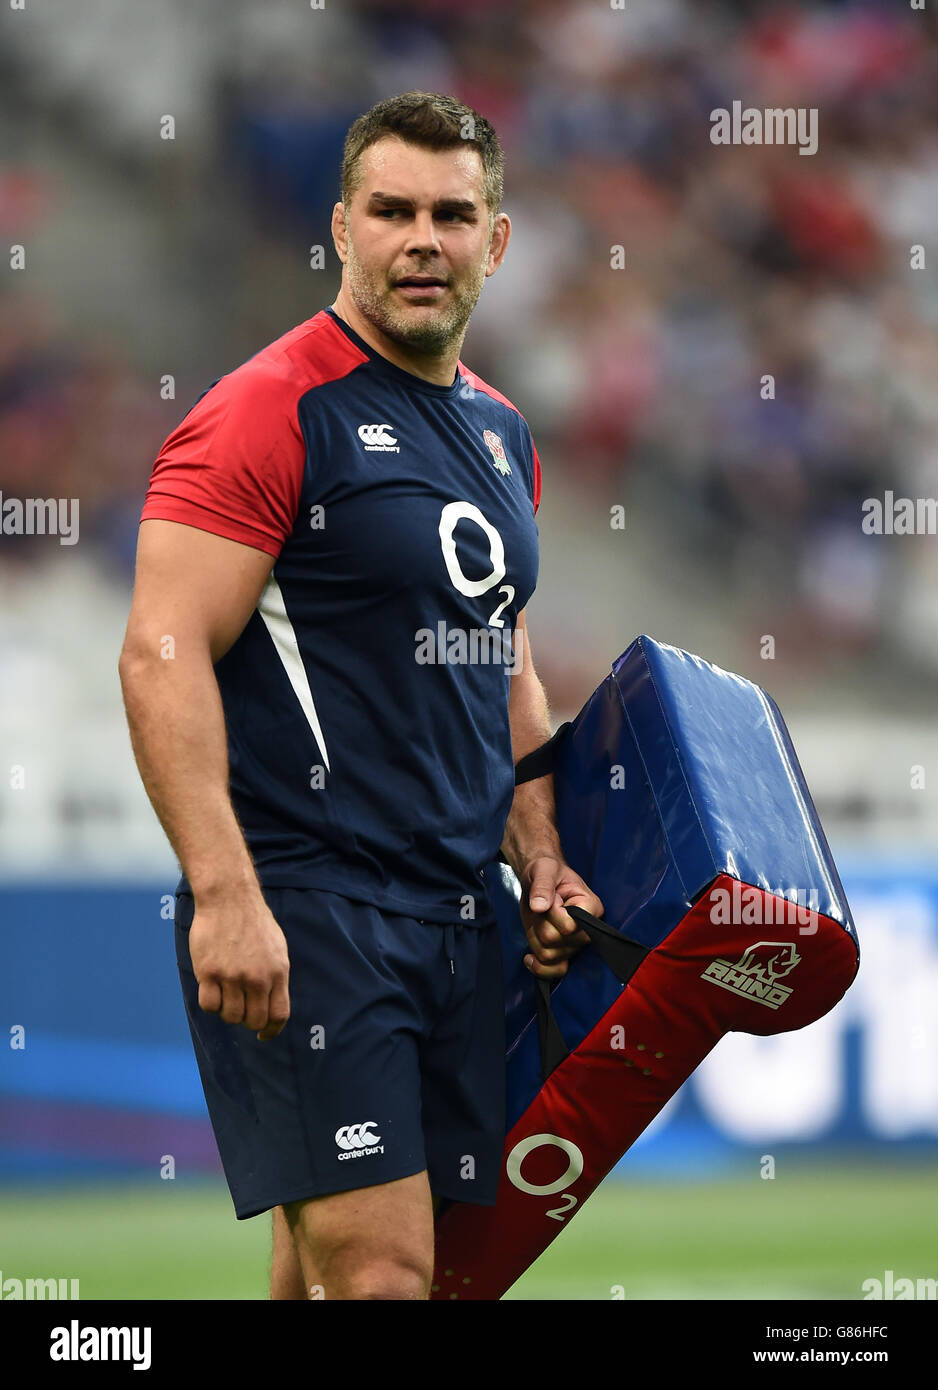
top-left (188, 891), bottom-right (291, 1041)
top-left (518, 856), bottom-right (604, 979)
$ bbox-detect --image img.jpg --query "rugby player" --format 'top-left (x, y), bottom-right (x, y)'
top-left (119, 90), bottom-right (603, 1301)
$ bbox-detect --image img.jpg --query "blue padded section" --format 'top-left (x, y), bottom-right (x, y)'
top-left (494, 634), bottom-right (858, 1130)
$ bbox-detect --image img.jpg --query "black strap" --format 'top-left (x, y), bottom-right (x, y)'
top-left (533, 905), bottom-right (651, 1083)
top-left (514, 722), bottom-right (572, 786)
top-left (534, 977), bottom-right (572, 1077)
top-left (565, 905), bottom-right (650, 987)
top-left (510, 724), bottom-right (652, 1082)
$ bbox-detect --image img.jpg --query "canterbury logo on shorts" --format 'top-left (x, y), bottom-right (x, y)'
top-left (335, 1122), bottom-right (385, 1160)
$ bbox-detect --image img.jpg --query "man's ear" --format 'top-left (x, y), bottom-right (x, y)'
top-left (485, 212), bottom-right (511, 278)
top-left (332, 201), bottom-right (348, 262)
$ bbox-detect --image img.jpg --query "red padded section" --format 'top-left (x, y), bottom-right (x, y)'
top-left (431, 875), bottom-right (859, 1300)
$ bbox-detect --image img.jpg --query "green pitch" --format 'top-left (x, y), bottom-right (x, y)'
top-left (1, 1163), bottom-right (933, 1300)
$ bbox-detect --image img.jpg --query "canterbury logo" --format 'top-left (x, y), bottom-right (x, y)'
top-left (335, 1122), bottom-right (381, 1151)
top-left (357, 423), bottom-right (399, 451)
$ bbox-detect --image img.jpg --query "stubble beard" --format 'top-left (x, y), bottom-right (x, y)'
top-left (344, 235), bottom-right (488, 355)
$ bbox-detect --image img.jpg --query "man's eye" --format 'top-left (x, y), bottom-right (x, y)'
top-left (373, 208), bottom-right (468, 222)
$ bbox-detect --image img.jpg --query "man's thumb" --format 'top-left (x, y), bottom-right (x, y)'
top-left (529, 880), bottom-right (554, 912)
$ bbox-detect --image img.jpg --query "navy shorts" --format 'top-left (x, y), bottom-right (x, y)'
top-left (174, 886), bottom-right (506, 1219)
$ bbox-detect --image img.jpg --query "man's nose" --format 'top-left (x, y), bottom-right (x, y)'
top-left (403, 210), bottom-right (442, 257)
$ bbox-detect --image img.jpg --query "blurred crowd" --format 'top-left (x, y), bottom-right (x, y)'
top-left (2, 0), bottom-right (938, 674)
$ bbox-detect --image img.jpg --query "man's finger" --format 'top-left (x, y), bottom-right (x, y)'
top-left (242, 981), bottom-right (271, 1033)
top-left (534, 916), bottom-right (591, 947)
top-left (556, 898), bottom-right (605, 935)
top-left (526, 929), bottom-right (585, 961)
top-left (524, 952), bottom-right (568, 979)
top-left (545, 900), bottom-right (588, 935)
top-left (219, 983), bottom-right (247, 1026)
top-left (527, 942), bottom-right (569, 963)
top-left (546, 937), bottom-right (587, 957)
top-left (566, 927), bottom-right (592, 947)
top-left (257, 976), bottom-right (291, 1041)
top-left (197, 977), bottom-right (223, 1015)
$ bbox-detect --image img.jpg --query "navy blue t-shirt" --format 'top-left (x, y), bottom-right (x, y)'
top-left (142, 307), bottom-right (541, 924)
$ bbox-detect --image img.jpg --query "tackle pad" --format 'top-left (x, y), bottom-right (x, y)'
top-left (431, 635), bottom-right (859, 1300)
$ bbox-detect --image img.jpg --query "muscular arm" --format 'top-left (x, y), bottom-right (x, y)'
top-left (118, 518), bottom-right (290, 1037)
top-left (500, 610), bottom-right (604, 978)
top-left (500, 611), bottom-right (563, 877)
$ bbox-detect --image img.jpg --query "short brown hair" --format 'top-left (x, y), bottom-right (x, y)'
top-left (341, 91), bottom-right (504, 226)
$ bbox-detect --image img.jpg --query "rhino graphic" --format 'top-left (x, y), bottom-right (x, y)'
top-left (734, 940), bottom-right (802, 983)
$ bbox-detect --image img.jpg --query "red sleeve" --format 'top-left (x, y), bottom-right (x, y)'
top-left (532, 438), bottom-right (542, 516)
top-left (140, 361), bottom-right (305, 558)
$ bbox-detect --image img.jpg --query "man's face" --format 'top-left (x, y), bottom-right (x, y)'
top-left (335, 137), bottom-right (508, 355)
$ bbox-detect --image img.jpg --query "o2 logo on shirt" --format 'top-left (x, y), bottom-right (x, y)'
top-left (438, 500), bottom-right (514, 628)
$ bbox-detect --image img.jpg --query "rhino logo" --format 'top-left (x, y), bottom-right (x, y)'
top-left (735, 940), bottom-right (802, 982)
top-left (700, 938), bottom-right (802, 1010)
